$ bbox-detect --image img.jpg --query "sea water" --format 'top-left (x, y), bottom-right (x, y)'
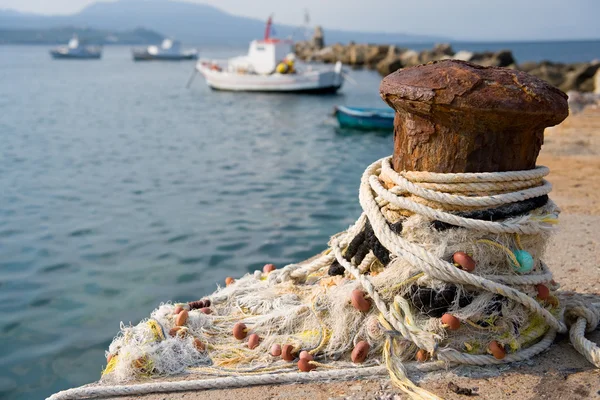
top-left (0, 41), bottom-right (598, 399)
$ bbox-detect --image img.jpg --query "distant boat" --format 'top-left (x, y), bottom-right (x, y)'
top-left (334, 106), bottom-right (395, 130)
top-left (50, 35), bottom-right (102, 59)
top-left (132, 39), bottom-right (198, 61)
top-left (194, 17), bottom-right (344, 93)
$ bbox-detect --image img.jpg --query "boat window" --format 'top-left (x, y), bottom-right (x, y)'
top-left (256, 46), bottom-right (265, 51)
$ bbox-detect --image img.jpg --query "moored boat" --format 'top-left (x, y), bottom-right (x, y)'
top-left (334, 106), bottom-right (395, 130)
top-left (49, 35), bottom-right (102, 59)
top-left (132, 39), bottom-right (198, 61)
top-left (195, 17), bottom-right (344, 93)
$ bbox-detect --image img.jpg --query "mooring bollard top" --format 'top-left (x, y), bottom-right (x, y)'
top-left (380, 60), bottom-right (568, 120)
top-left (379, 60), bottom-right (570, 173)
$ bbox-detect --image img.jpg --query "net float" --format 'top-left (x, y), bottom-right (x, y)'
top-left (193, 338), bottom-right (205, 351)
top-left (299, 351), bottom-right (313, 361)
top-left (248, 333), bottom-right (260, 349)
top-left (188, 300), bottom-right (206, 310)
top-left (281, 344), bottom-right (296, 361)
top-left (350, 289), bottom-right (371, 312)
top-left (298, 358), bottom-right (316, 372)
top-left (169, 327), bottom-right (182, 337)
top-left (173, 304), bottom-right (184, 314)
top-left (536, 284), bottom-right (550, 300)
top-left (351, 341), bottom-right (370, 363)
top-left (233, 322), bottom-right (247, 340)
top-left (270, 344), bottom-right (282, 357)
top-left (512, 249), bottom-right (534, 273)
top-left (452, 251), bottom-right (475, 272)
top-left (546, 295), bottom-right (559, 308)
top-left (200, 307), bottom-right (212, 314)
top-left (488, 340), bottom-right (506, 359)
top-left (263, 264), bottom-right (276, 273)
top-left (416, 349), bottom-right (429, 362)
top-left (225, 277), bottom-right (235, 286)
top-left (175, 309), bottom-right (188, 326)
top-left (441, 313), bottom-right (461, 330)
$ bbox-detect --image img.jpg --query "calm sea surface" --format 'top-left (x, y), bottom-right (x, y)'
top-left (0, 45), bottom-right (389, 400)
top-left (0, 40), bottom-right (598, 400)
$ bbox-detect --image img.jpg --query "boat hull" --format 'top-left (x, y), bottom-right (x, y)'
top-left (133, 51), bottom-right (198, 61)
top-left (334, 106), bottom-right (395, 130)
top-left (208, 84), bottom-right (341, 94)
top-left (50, 50), bottom-right (102, 59)
top-left (133, 54), bottom-right (198, 61)
top-left (197, 63), bottom-right (344, 93)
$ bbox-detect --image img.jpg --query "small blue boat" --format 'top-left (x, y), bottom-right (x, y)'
top-left (334, 106), bottom-right (394, 130)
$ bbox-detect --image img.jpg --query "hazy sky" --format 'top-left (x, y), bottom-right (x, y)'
top-left (1, 0), bottom-right (599, 41)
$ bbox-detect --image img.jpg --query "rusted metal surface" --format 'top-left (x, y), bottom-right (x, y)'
top-left (380, 60), bottom-right (569, 173)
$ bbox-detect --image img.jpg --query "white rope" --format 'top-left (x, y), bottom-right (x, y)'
top-left (47, 362), bottom-right (453, 400)
top-left (354, 157), bottom-right (597, 366)
top-left (400, 165), bottom-right (550, 183)
top-left (48, 157), bottom-right (599, 400)
top-left (381, 158), bottom-right (552, 208)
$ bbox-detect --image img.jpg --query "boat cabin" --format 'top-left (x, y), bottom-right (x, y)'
top-left (229, 39), bottom-right (293, 75)
top-left (147, 39), bottom-right (182, 55)
top-left (68, 36), bottom-right (80, 49)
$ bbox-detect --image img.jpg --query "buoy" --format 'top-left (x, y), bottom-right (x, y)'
top-left (281, 344), bottom-right (295, 361)
top-left (441, 313), bottom-right (461, 330)
top-left (173, 304), bottom-right (184, 315)
top-left (134, 357), bottom-right (147, 370)
top-left (188, 300), bottom-right (207, 310)
top-left (225, 277), bottom-right (235, 286)
top-left (169, 327), bottom-right (183, 337)
top-left (488, 340), bottom-right (506, 359)
top-left (416, 349), bottom-right (429, 362)
top-left (299, 351), bottom-right (313, 361)
top-left (350, 289), bottom-right (371, 312)
top-left (298, 358), bottom-right (316, 372)
top-left (247, 334), bottom-right (260, 349)
top-left (512, 249), bottom-right (534, 273)
top-left (546, 295), bottom-right (559, 308)
top-left (193, 338), bottom-right (205, 351)
top-left (175, 309), bottom-right (188, 326)
top-left (536, 284), bottom-right (550, 300)
top-left (263, 264), bottom-right (276, 274)
top-left (233, 323), bottom-right (247, 340)
top-left (351, 341), bottom-right (370, 363)
top-left (452, 251), bottom-right (476, 272)
top-left (270, 344), bottom-right (282, 357)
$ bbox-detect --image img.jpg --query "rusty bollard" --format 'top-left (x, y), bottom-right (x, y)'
top-left (379, 60), bottom-right (569, 173)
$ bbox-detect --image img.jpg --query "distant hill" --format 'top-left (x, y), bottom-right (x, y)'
top-left (0, 26), bottom-right (163, 45)
top-left (0, 0), bottom-right (446, 45)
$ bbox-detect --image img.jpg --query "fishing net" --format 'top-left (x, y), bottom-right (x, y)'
top-left (94, 156), bottom-right (599, 399)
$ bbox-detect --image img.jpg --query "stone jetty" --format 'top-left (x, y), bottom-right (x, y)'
top-left (295, 27), bottom-right (600, 94)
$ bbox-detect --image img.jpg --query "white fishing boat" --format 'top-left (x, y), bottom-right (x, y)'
top-left (50, 35), bottom-right (102, 59)
top-left (195, 18), bottom-right (344, 93)
top-left (132, 39), bottom-right (198, 61)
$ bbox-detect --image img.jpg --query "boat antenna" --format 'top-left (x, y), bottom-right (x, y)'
top-left (304, 9), bottom-right (310, 40)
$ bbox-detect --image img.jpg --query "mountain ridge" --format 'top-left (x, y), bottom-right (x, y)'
top-left (0, 0), bottom-right (447, 45)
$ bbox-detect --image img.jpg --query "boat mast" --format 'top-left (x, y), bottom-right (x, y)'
top-left (264, 15), bottom-right (273, 40)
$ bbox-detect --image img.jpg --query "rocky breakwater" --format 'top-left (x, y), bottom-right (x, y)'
top-left (294, 30), bottom-right (600, 94)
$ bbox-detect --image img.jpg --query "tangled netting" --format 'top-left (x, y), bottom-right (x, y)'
top-left (49, 156), bottom-right (600, 400)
